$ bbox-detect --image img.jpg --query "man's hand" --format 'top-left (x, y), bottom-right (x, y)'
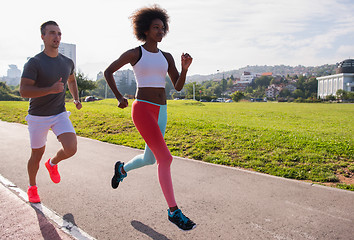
top-left (74, 100), bottom-right (82, 110)
top-left (51, 78), bottom-right (64, 94)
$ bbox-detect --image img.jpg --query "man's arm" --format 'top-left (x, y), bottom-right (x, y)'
top-left (19, 77), bottom-right (64, 98)
top-left (67, 74), bottom-right (82, 109)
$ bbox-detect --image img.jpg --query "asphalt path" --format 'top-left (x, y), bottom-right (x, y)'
top-left (0, 120), bottom-right (353, 240)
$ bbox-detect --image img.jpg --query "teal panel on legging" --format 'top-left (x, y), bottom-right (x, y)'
top-left (124, 100), bottom-right (167, 172)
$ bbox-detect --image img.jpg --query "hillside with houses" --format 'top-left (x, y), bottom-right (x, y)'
top-left (187, 64), bottom-right (337, 83)
top-left (180, 63), bottom-right (346, 102)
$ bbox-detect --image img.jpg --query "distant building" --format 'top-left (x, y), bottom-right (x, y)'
top-left (7, 64), bottom-right (21, 78)
top-left (0, 65), bottom-right (21, 86)
top-left (240, 71), bottom-right (256, 83)
top-left (284, 84), bottom-right (297, 93)
top-left (96, 71), bottom-right (104, 81)
top-left (113, 69), bottom-right (135, 86)
top-left (265, 84), bottom-right (281, 98)
top-left (232, 82), bottom-right (249, 92)
top-left (41, 42), bottom-right (76, 68)
top-left (316, 59), bottom-right (354, 98)
top-left (261, 72), bottom-right (273, 76)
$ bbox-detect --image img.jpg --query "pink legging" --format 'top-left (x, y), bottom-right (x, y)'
top-left (131, 100), bottom-right (176, 207)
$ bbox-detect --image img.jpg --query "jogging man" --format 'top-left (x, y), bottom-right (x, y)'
top-left (20, 21), bottom-right (82, 203)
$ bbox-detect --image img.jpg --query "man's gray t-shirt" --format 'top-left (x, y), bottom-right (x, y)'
top-left (22, 51), bottom-right (75, 116)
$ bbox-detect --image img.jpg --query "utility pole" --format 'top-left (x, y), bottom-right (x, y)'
top-left (193, 83), bottom-right (196, 101)
top-left (105, 81), bottom-right (108, 99)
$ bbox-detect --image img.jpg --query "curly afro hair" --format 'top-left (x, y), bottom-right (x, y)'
top-left (129, 5), bottom-right (169, 42)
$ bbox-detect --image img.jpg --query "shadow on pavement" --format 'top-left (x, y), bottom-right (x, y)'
top-left (31, 203), bottom-right (64, 240)
top-left (63, 213), bottom-right (77, 228)
top-left (131, 220), bottom-right (170, 240)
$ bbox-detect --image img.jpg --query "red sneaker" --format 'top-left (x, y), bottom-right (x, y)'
top-left (45, 159), bottom-right (61, 183)
top-left (27, 186), bottom-right (40, 203)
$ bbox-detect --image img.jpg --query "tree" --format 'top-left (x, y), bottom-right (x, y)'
top-left (296, 75), bottom-right (306, 91)
top-left (0, 82), bottom-right (23, 101)
top-left (325, 94), bottom-right (336, 101)
top-left (348, 92), bottom-right (354, 101)
top-left (210, 82), bottom-right (222, 97)
top-left (75, 71), bottom-right (97, 99)
top-left (336, 89), bottom-right (347, 100)
top-left (164, 77), bottom-right (174, 99)
top-left (184, 82), bottom-right (194, 99)
top-left (279, 88), bottom-right (291, 98)
top-left (227, 79), bottom-right (234, 89)
top-left (231, 91), bottom-right (244, 102)
top-left (221, 78), bottom-right (227, 92)
top-left (293, 89), bottom-right (304, 99)
top-left (254, 76), bottom-right (272, 87)
top-left (305, 77), bottom-right (317, 93)
top-left (89, 78), bottom-right (115, 99)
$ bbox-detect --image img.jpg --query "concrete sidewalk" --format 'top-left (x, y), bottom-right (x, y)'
top-left (0, 180), bottom-right (75, 240)
top-left (0, 173), bottom-right (97, 240)
top-left (0, 120), bottom-right (354, 240)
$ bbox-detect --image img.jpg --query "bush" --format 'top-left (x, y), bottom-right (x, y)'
top-left (0, 82), bottom-right (23, 101)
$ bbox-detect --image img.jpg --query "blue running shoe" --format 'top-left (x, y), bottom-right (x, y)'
top-left (111, 161), bottom-right (127, 189)
top-left (168, 209), bottom-right (196, 231)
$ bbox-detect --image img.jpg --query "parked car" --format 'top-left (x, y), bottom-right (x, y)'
top-left (84, 96), bottom-right (101, 102)
top-left (216, 98), bottom-right (226, 102)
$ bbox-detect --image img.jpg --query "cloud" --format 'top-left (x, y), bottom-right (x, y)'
top-left (336, 45), bottom-right (354, 59)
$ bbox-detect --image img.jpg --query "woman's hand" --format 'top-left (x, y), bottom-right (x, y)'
top-left (181, 53), bottom-right (193, 71)
top-left (118, 96), bottom-right (129, 109)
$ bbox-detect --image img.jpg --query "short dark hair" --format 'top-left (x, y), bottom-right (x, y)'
top-left (40, 21), bottom-right (59, 35)
top-left (129, 5), bottom-right (169, 41)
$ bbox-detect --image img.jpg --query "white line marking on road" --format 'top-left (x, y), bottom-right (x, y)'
top-left (0, 174), bottom-right (96, 240)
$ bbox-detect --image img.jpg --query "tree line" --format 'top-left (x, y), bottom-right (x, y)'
top-left (1, 71), bottom-right (353, 103)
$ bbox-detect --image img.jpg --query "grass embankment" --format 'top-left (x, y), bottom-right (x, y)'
top-left (0, 100), bottom-right (353, 190)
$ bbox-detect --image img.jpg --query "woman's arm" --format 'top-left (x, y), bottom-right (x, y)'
top-left (164, 52), bottom-right (193, 91)
top-left (104, 48), bottom-right (139, 108)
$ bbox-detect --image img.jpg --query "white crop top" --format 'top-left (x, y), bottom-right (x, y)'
top-left (132, 46), bottom-right (168, 88)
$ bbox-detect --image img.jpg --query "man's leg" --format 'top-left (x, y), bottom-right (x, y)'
top-left (28, 146), bottom-right (45, 186)
top-left (50, 132), bottom-right (77, 164)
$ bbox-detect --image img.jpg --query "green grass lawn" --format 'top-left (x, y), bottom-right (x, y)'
top-left (1, 99), bottom-right (353, 190)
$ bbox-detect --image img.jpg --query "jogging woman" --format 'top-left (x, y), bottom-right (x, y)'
top-left (104, 5), bottom-right (196, 231)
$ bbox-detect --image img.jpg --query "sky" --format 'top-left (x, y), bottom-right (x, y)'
top-left (1, 0), bottom-right (353, 80)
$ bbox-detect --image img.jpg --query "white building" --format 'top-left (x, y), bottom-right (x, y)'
top-left (96, 71), bottom-right (104, 81)
top-left (1, 65), bottom-right (21, 86)
top-left (114, 69), bottom-right (135, 86)
top-left (240, 71), bottom-right (257, 83)
top-left (41, 42), bottom-right (76, 68)
top-left (7, 65), bottom-right (21, 78)
top-left (316, 59), bottom-right (354, 99)
top-left (265, 84), bottom-right (281, 98)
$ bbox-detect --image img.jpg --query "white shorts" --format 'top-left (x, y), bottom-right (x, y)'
top-left (25, 111), bottom-right (76, 149)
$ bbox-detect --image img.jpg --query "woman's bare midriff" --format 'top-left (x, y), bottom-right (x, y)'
top-left (136, 87), bottom-right (167, 105)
